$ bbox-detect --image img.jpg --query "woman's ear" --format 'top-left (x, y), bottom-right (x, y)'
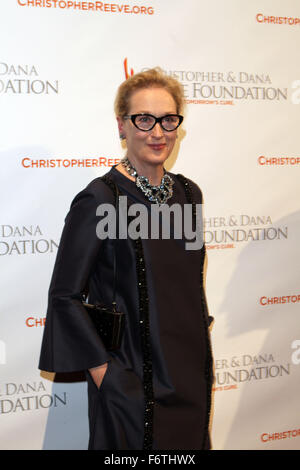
top-left (117, 116), bottom-right (126, 140)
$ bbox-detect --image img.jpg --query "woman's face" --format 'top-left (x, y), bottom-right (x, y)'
top-left (117, 87), bottom-right (178, 168)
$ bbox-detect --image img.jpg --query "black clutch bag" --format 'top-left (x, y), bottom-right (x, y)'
top-left (82, 177), bottom-right (125, 351)
top-left (82, 300), bottom-right (125, 351)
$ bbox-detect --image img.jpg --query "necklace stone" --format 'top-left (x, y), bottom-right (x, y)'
top-left (121, 157), bottom-right (174, 204)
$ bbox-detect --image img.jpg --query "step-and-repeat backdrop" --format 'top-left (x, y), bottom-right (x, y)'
top-left (1, 0), bottom-right (299, 450)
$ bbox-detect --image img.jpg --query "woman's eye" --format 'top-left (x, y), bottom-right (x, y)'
top-left (140, 116), bottom-right (151, 122)
top-left (164, 116), bottom-right (175, 122)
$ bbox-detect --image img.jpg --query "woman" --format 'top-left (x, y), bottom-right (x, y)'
top-left (39, 68), bottom-right (214, 450)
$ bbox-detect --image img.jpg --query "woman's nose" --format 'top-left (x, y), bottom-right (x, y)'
top-left (151, 122), bottom-right (164, 138)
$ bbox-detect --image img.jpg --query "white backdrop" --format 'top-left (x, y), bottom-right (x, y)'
top-left (1, 0), bottom-right (300, 450)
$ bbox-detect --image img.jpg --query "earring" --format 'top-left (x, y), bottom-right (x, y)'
top-left (119, 133), bottom-right (126, 140)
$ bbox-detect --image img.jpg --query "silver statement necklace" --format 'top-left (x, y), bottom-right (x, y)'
top-left (121, 157), bottom-right (174, 204)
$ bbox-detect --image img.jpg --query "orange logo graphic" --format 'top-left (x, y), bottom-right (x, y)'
top-left (124, 58), bottom-right (134, 79)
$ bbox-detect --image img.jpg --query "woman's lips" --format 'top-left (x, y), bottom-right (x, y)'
top-left (148, 143), bottom-right (166, 151)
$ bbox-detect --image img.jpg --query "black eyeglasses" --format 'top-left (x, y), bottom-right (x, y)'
top-left (123, 113), bottom-right (184, 132)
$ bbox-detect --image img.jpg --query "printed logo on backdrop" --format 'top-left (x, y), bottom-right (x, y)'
top-left (260, 294), bottom-right (300, 307)
top-left (261, 428), bottom-right (300, 444)
top-left (0, 225), bottom-right (58, 256)
top-left (16, 1), bottom-right (155, 15)
top-left (21, 156), bottom-right (121, 169)
top-left (258, 155), bottom-right (300, 166)
top-left (256, 13), bottom-right (300, 26)
top-left (212, 341), bottom-right (300, 443)
top-left (0, 380), bottom-right (67, 414)
top-left (213, 352), bottom-right (290, 392)
top-left (25, 317), bottom-right (46, 328)
top-left (162, 70), bottom-right (288, 106)
top-left (124, 59), bottom-right (300, 106)
top-left (0, 62), bottom-right (58, 95)
top-left (260, 429), bottom-right (300, 443)
top-left (203, 214), bottom-right (287, 251)
top-left (131, 62), bottom-right (289, 106)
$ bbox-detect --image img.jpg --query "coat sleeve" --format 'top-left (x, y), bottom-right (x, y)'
top-left (39, 180), bottom-right (114, 373)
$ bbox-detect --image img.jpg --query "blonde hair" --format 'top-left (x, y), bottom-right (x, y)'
top-left (114, 67), bottom-right (185, 117)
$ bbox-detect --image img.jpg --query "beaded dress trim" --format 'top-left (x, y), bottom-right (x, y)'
top-left (133, 237), bottom-right (154, 449)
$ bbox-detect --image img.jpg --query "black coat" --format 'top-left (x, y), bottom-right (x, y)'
top-left (39, 166), bottom-right (214, 450)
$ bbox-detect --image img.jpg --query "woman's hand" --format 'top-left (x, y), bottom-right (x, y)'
top-left (88, 363), bottom-right (108, 390)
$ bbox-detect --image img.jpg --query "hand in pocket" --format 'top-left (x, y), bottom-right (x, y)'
top-left (88, 362), bottom-right (108, 390)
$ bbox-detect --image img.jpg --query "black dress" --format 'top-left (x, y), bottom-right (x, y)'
top-left (39, 166), bottom-right (214, 450)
